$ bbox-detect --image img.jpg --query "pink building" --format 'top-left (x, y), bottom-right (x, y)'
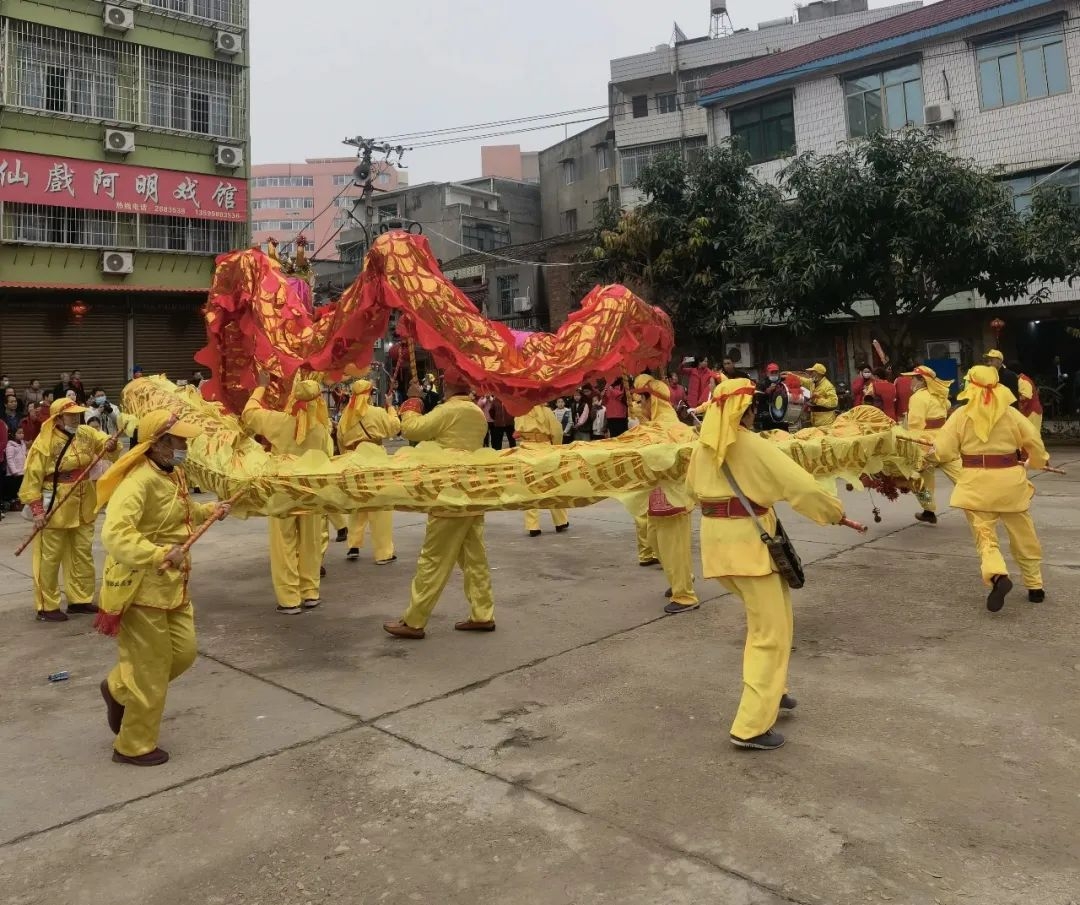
top-left (251, 157), bottom-right (406, 260)
top-left (481, 145), bottom-right (539, 183)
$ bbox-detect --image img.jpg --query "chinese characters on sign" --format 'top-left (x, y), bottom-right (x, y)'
top-left (0, 151), bottom-right (247, 221)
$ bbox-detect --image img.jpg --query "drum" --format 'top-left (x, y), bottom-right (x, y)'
top-left (769, 377), bottom-right (807, 427)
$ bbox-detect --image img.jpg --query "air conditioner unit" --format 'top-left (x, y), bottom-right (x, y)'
top-left (103, 4), bottom-right (134, 32)
top-left (104, 129), bottom-right (135, 154)
top-left (923, 102), bottom-right (956, 126)
top-left (512, 295), bottom-right (533, 313)
top-left (215, 30), bottom-right (242, 55)
top-left (102, 251), bottom-right (134, 274)
top-left (215, 145), bottom-right (244, 168)
top-left (724, 342), bottom-right (751, 366)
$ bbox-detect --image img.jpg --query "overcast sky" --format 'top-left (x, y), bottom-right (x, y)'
top-left (250, 0), bottom-right (928, 183)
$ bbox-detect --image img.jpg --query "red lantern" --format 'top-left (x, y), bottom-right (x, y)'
top-left (990, 317), bottom-right (1005, 343)
top-left (70, 300), bottom-right (89, 319)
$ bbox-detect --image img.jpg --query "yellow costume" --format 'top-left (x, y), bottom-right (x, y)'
top-left (20, 399), bottom-right (118, 619)
top-left (800, 364), bottom-right (838, 428)
top-left (338, 379), bottom-right (400, 562)
top-left (903, 366), bottom-right (962, 518)
top-left (514, 404), bottom-right (569, 535)
top-left (390, 394), bottom-right (493, 636)
top-left (242, 380), bottom-right (332, 612)
top-left (933, 366), bottom-right (1048, 608)
top-left (96, 410), bottom-right (223, 765)
top-left (688, 379), bottom-right (843, 747)
top-left (635, 375), bottom-right (698, 610)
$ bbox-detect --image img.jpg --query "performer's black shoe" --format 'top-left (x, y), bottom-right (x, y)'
top-left (779, 693), bottom-right (798, 712)
top-left (375, 555), bottom-right (398, 565)
top-left (302, 598), bottom-right (321, 609)
top-left (320, 565), bottom-right (327, 577)
top-left (1028, 588), bottom-right (1045, 603)
top-left (914, 510), bottom-right (937, 525)
top-left (555, 522), bottom-right (570, 533)
top-left (277, 605), bottom-right (303, 616)
top-left (346, 547), bottom-right (360, 561)
top-left (663, 601), bottom-right (699, 615)
top-left (730, 729), bottom-right (785, 751)
top-left (987, 575), bottom-right (1013, 612)
top-left (36, 609), bottom-right (68, 622)
top-left (528, 530), bottom-right (542, 538)
top-left (639, 558), bottom-right (660, 567)
top-left (100, 679), bottom-right (124, 735)
top-left (67, 603), bottom-right (99, 615)
top-left (112, 747), bottom-right (169, 766)
top-left (335, 527), bottom-right (348, 543)
top-left (664, 588), bottom-right (673, 598)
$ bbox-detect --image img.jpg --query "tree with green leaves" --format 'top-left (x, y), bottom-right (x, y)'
top-left (745, 129), bottom-right (1079, 363)
top-left (580, 144), bottom-right (764, 337)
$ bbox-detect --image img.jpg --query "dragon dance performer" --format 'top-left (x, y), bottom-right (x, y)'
top-left (798, 364), bottom-right (839, 428)
top-left (688, 379), bottom-right (845, 750)
top-left (94, 410), bottom-right (231, 766)
top-left (20, 398), bottom-right (119, 622)
top-left (514, 403), bottom-right (570, 537)
top-left (1017, 369), bottom-right (1043, 434)
top-left (633, 375), bottom-right (700, 615)
top-left (338, 378), bottom-right (400, 563)
top-left (904, 365), bottom-right (962, 525)
top-left (384, 370), bottom-right (495, 639)
top-left (933, 365), bottom-right (1049, 612)
top-left (242, 375), bottom-right (332, 615)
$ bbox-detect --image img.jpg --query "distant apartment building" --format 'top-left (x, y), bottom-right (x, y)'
top-left (609, 0), bottom-right (922, 206)
top-left (0, 0), bottom-right (251, 394)
top-left (698, 0), bottom-right (1080, 380)
top-left (538, 120), bottom-right (618, 237)
top-left (250, 157), bottom-right (406, 261)
top-left (481, 145), bottom-right (540, 183)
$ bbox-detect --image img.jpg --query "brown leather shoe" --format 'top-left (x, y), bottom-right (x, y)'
top-left (36, 609), bottom-right (69, 623)
top-left (112, 748), bottom-right (169, 766)
top-left (67, 603), bottom-right (100, 615)
top-left (383, 620), bottom-right (425, 639)
top-left (100, 679), bottom-right (124, 735)
top-left (454, 619), bottom-right (496, 632)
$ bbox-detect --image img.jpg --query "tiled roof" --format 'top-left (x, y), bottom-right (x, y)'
top-left (701, 0), bottom-right (1049, 102)
top-left (0, 281), bottom-right (206, 294)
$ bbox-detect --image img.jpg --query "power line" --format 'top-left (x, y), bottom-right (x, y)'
top-left (405, 116), bottom-right (610, 149)
top-left (372, 104), bottom-right (611, 142)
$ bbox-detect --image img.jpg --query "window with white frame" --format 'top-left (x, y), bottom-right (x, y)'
top-left (562, 158), bottom-right (577, 185)
top-left (977, 22), bottom-right (1069, 110)
top-left (251, 198), bottom-right (315, 210)
top-left (657, 92), bottom-right (678, 114)
top-left (1005, 165), bottom-right (1080, 213)
top-left (143, 47), bottom-right (243, 138)
top-left (496, 274), bottom-right (519, 316)
top-left (144, 0), bottom-right (246, 26)
top-left (595, 143), bottom-right (611, 171)
top-left (332, 174), bottom-right (354, 186)
top-left (844, 63), bottom-right (924, 137)
top-left (607, 184), bottom-right (620, 207)
top-left (462, 221), bottom-right (509, 252)
top-left (5, 204), bottom-right (120, 246)
top-left (253, 176), bottom-right (314, 188)
top-left (619, 138), bottom-right (706, 185)
top-left (561, 209), bottom-right (578, 233)
top-left (142, 215), bottom-right (238, 253)
top-left (376, 202), bottom-right (399, 219)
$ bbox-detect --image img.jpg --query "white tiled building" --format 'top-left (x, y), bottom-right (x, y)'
top-left (697, 0), bottom-right (1080, 387)
top-left (609, 0), bottom-right (922, 206)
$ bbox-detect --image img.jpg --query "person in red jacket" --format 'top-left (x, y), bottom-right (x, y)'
top-left (602, 379), bottom-right (630, 437)
top-left (861, 368), bottom-right (899, 421)
top-left (680, 357), bottom-right (713, 408)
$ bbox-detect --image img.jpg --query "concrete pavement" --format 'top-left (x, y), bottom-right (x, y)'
top-left (1, 457), bottom-right (1078, 905)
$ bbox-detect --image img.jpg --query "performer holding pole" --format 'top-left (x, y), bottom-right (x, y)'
top-left (338, 377), bottom-right (400, 564)
top-left (932, 365), bottom-right (1050, 612)
top-left (383, 368), bottom-right (494, 640)
top-left (796, 364), bottom-right (839, 428)
top-left (19, 399), bottom-right (119, 622)
top-left (903, 365), bottom-right (962, 525)
top-left (242, 374), bottom-right (332, 615)
top-left (93, 410), bottom-right (232, 766)
top-left (688, 378), bottom-right (857, 751)
top-left (514, 403), bottom-right (570, 537)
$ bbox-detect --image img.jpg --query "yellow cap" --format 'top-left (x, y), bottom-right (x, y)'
top-left (808, 363), bottom-right (827, 376)
top-left (985, 349), bottom-right (1004, 361)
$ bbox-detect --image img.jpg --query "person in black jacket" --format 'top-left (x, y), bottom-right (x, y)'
top-left (985, 349), bottom-right (1020, 408)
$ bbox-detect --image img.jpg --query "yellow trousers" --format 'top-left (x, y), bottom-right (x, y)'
top-left (648, 513), bottom-right (697, 605)
top-left (524, 508), bottom-right (568, 532)
top-left (269, 514), bottom-right (323, 606)
top-left (963, 509), bottom-right (1043, 589)
top-left (634, 513), bottom-right (657, 563)
top-left (402, 515), bottom-right (494, 629)
top-left (1029, 412), bottom-right (1043, 435)
top-left (348, 510), bottom-right (395, 561)
top-left (107, 603), bottom-right (197, 757)
top-left (32, 523), bottom-right (96, 612)
top-left (917, 459), bottom-right (963, 513)
top-left (720, 573), bottom-right (793, 741)
top-left (328, 512), bottom-right (347, 532)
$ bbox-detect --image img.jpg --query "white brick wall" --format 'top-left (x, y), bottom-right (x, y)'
top-left (615, 106), bottom-right (708, 148)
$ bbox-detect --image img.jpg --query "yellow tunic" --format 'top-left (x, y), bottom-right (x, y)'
top-left (934, 407), bottom-right (1048, 513)
top-left (513, 405), bottom-right (563, 445)
top-left (100, 459), bottom-right (217, 614)
top-left (400, 396), bottom-right (488, 452)
top-left (800, 377), bottom-right (839, 428)
top-left (339, 406), bottom-right (401, 450)
top-left (906, 389), bottom-right (949, 438)
top-left (687, 427), bottom-right (844, 577)
top-left (339, 405), bottom-right (401, 561)
top-left (20, 425), bottom-right (114, 527)
top-left (242, 386), bottom-right (333, 456)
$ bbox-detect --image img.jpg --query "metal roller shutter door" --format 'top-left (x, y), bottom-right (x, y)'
top-left (132, 304), bottom-right (208, 384)
top-left (0, 303), bottom-right (128, 399)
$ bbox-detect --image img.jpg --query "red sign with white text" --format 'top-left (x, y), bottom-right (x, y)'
top-left (0, 151), bottom-right (247, 222)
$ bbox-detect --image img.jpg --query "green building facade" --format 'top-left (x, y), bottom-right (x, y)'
top-left (0, 0), bottom-right (249, 395)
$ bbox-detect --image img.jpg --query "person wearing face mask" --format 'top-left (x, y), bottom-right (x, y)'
top-left (904, 365), bottom-right (962, 525)
top-left (93, 410), bottom-right (232, 766)
top-left (85, 387), bottom-right (124, 436)
top-left (20, 399), bottom-right (119, 621)
top-left (754, 363), bottom-right (785, 431)
top-left (852, 366), bottom-right (873, 401)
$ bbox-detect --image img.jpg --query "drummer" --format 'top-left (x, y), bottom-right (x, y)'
top-left (754, 363), bottom-right (785, 431)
